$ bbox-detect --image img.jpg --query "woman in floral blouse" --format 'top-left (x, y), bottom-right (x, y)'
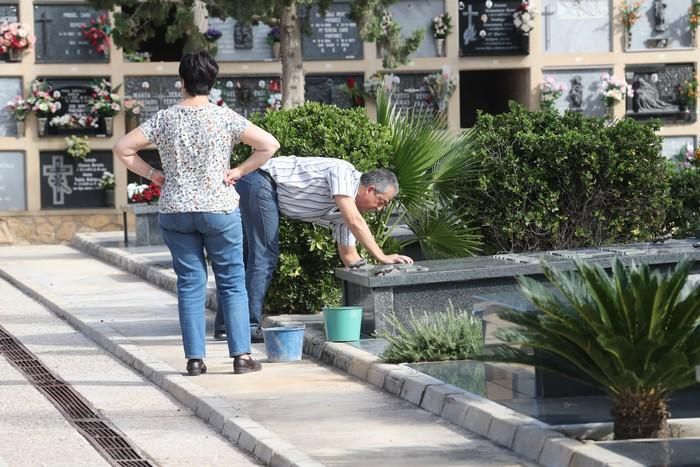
top-left (113, 51), bottom-right (279, 376)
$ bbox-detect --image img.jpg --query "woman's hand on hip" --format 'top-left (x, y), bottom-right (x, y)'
top-left (224, 168), bottom-right (243, 186)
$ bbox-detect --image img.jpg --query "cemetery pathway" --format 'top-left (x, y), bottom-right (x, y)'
top-left (0, 244), bottom-right (537, 467)
top-left (0, 271), bottom-right (260, 467)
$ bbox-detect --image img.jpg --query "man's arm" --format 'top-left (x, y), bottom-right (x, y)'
top-left (334, 195), bottom-right (412, 265)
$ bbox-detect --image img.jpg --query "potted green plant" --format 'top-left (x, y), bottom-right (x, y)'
top-left (5, 95), bottom-right (31, 137)
top-left (98, 171), bottom-right (115, 206)
top-left (480, 259), bottom-right (700, 440)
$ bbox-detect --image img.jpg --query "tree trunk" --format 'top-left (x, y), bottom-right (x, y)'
top-left (280, 1), bottom-right (304, 109)
top-left (612, 390), bottom-right (670, 440)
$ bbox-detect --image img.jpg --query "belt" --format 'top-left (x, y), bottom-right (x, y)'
top-left (258, 169), bottom-right (277, 189)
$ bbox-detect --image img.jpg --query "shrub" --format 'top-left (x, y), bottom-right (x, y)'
top-left (462, 103), bottom-right (670, 253)
top-left (665, 163), bottom-right (700, 238)
top-left (232, 102), bottom-right (393, 314)
top-left (377, 304), bottom-right (484, 364)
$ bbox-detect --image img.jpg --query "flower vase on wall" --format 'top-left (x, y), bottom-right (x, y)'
top-left (7, 48), bottom-right (22, 62)
top-left (37, 117), bottom-right (48, 137)
top-left (104, 116), bottom-right (113, 137)
top-left (271, 42), bottom-right (280, 60)
top-left (435, 38), bottom-right (445, 57)
top-left (624, 30), bottom-right (632, 51)
top-left (103, 189), bottom-right (114, 207)
top-left (15, 120), bottom-right (25, 138)
top-left (125, 114), bottom-right (138, 133)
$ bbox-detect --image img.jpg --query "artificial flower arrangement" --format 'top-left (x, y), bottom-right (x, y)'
top-left (338, 77), bottom-right (365, 107)
top-left (599, 74), bottom-right (633, 108)
top-left (0, 22), bottom-right (36, 58)
top-left (423, 67), bottom-right (457, 114)
top-left (123, 98), bottom-right (144, 117)
top-left (204, 28), bottom-right (222, 42)
top-left (26, 79), bottom-right (62, 117)
top-left (690, 1), bottom-right (700, 33)
top-left (674, 143), bottom-right (700, 170)
top-left (98, 171), bottom-right (115, 190)
top-left (431, 13), bottom-right (452, 39)
top-left (539, 76), bottom-right (567, 108)
top-left (49, 114), bottom-right (99, 129)
top-left (5, 95), bottom-right (31, 121)
top-left (363, 72), bottom-right (400, 98)
top-left (65, 135), bottom-right (91, 160)
top-left (677, 77), bottom-right (698, 109)
top-left (513, 1), bottom-right (535, 35)
top-left (265, 79), bottom-right (282, 111)
top-left (87, 79), bottom-right (122, 117)
top-left (81, 13), bottom-right (111, 55)
top-left (266, 26), bottom-right (281, 45)
top-left (619, 1), bottom-right (642, 30)
top-left (128, 182), bottom-right (160, 203)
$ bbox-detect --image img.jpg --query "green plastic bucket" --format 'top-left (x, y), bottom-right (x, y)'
top-left (322, 306), bottom-right (362, 342)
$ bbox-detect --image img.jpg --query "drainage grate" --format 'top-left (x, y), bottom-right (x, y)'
top-left (0, 324), bottom-right (155, 467)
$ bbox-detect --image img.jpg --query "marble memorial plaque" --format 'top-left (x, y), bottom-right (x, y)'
top-left (0, 152), bottom-right (25, 210)
top-left (459, 0), bottom-right (528, 56)
top-left (34, 4), bottom-right (109, 63)
top-left (124, 76), bottom-right (182, 121)
top-left (302, 1), bottom-right (363, 60)
top-left (386, 0), bottom-right (443, 58)
top-left (625, 63), bottom-right (696, 123)
top-left (41, 77), bottom-right (106, 136)
top-left (209, 17), bottom-right (274, 61)
top-left (627, 0), bottom-right (694, 50)
top-left (662, 136), bottom-right (696, 160)
top-left (541, 68), bottom-right (611, 117)
top-left (391, 73), bottom-right (434, 116)
top-left (0, 4), bottom-right (19, 63)
top-left (40, 151), bottom-right (113, 209)
top-left (542, 0), bottom-right (611, 53)
top-left (211, 76), bottom-right (280, 118)
top-left (305, 74), bottom-right (363, 108)
top-left (0, 77), bottom-right (22, 137)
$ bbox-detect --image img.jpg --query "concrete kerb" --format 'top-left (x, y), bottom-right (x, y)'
top-left (74, 233), bottom-right (642, 467)
top-left (0, 263), bottom-right (319, 467)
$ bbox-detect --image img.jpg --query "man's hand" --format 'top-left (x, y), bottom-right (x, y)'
top-left (224, 168), bottom-right (243, 186)
top-left (379, 253), bottom-right (413, 265)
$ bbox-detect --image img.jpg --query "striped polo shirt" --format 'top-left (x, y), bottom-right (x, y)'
top-left (260, 156), bottom-right (361, 246)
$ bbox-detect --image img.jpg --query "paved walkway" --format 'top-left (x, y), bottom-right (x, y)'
top-left (0, 244), bottom-right (536, 467)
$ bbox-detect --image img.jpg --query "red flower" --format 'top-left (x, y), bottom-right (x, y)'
top-left (346, 78), bottom-right (357, 88)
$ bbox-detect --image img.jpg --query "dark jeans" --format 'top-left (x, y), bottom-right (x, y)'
top-left (160, 210), bottom-right (250, 358)
top-left (215, 170), bottom-right (279, 335)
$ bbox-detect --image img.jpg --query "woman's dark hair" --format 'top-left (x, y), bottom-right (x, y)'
top-left (178, 51), bottom-right (219, 96)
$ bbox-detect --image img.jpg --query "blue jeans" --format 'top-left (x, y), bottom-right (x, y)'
top-left (160, 210), bottom-right (250, 359)
top-left (215, 170), bottom-right (279, 334)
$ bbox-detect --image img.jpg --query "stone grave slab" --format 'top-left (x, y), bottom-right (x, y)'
top-left (301, 1), bottom-right (363, 60)
top-left (661, 135), bottom-right (696, 160)
top-left (211, 76), bottom-right (280, 118)
top-left (459, 0), bottom-right (529, 56)
top-left (34, 4), bottom-right (108, 63)
top-left (0, 77), bottom-right (22, 137)
top-left (545, 248), bottom-right (616, 260)
top-left (542, 0), bottom-right (611, 53)
top-left (0, 152), bottom-right (25, 210)
top-left (209, 17), bottom-right (275, 62)
top-left (625, 63), bottom-right (697, 123)
top-left (124, 76), bottom-right (182, 121)
top-left (43, 77), bottom-right (108, 137)
top-left (0, 4), bottom-right (18, 63)
top-left (305, 74), bottom-right (363, 108)
top-left (387, 0), bottom-right (443, 58)
top-left (627, 0), bottom-right (694, 51)
top-left (40, 151), bottom-right (113, 209)
top-left (389, 72), bottom-right (435, 116)
top-left (542, 68), bottom-right (611, 116)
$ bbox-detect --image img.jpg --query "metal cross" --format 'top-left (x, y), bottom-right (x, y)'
top-left (34, 12), bottom-right (53, 56)
top-left (42, 156), bottom-right (73, 205)
top-left (542, 5), bottom-right (556, 51)
top-left (462, 4), bottom-right (480, 45)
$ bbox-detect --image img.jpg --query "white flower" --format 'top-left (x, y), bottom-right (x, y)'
top-left (258, 80), bottom-right (266, 89)
top-left (141, 81), bottom-right (150, 89)
top-left (174, 81), bottom-right (182, 89)
top-left (225, 81), bottom-right (234, 88)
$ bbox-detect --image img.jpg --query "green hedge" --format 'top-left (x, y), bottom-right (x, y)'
top-left (665, 164), bottom-right (700, 238)
top-left (233, 102), bottom-right (393, 314)
top-left (462, 104), bottom-right (671, 253)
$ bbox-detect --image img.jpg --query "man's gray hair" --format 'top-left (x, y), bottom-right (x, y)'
top-left (360, 168), bottom-right (399, 195)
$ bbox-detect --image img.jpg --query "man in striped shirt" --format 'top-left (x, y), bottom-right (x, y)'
top-left (215, 155), bottom-right (413, 342)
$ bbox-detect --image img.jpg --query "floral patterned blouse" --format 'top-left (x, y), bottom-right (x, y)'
top-left (139, 103), bottom-right (248, 213)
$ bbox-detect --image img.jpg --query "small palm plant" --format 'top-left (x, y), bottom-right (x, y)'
top-left (479, 259), bottom-right (700, 440)
top-left (373, 89), bottom-right (482, 258)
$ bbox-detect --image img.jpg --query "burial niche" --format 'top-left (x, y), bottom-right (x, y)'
top-left (459, 69), bottom-right (529, 128)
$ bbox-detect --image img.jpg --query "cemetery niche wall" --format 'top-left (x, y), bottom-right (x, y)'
top-left (40, 151), bottom-right (113, 209)
top-left (209, 17), bottom-right (275, 62)
top-left (625, 63), bottom-right (697, 123)
top-left (541, 68), bottom-right (611, 117)
top-left (301, 1), bottom-right (363, 60)
top-left (387, 0), bottom-right (443, 58)
top-left (306, 74), bottom-right (364, 108)
top-left (541, 0), bottom-right (611, 53)
top-left (625, 0), bottom-right (695, 51)
top-left (0, 152), bottom-right (26, 211)
top-left (0, 77), bottom-right (23, 137)
top-left (662, 135), bottom-right (697, 159)
top-left (459, 0), bottom-right (530, 56)
top-left (34, 4), bottom-right (109, 63)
